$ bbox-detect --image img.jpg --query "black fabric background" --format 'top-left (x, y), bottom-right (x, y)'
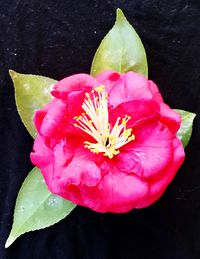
top-left (0, 0), bottom-right (200, 258)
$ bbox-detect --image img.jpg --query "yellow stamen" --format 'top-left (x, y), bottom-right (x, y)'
top-left (73, 86), bottom-right (135, 158)
top-left (94, 85), bottom-right (105, 93)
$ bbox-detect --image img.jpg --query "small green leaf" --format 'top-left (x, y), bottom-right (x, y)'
top-left (174, 109), bottom-right (196, 148)
top-left (91, 8), bottom-right (148, 77)
top-left (9, 70), bottom-right (57, 138)
top-left (5, 167), bottom-right (76, 248)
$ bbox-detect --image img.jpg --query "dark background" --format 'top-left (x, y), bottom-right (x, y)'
top-left (0, 0), bottom-right (200, 258)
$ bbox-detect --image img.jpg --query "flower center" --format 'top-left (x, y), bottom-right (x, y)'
top-left (74, 85), bottom-right (135, 158)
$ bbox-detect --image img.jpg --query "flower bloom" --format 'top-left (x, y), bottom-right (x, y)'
top-left (31, 71), bottom-right (185, 213)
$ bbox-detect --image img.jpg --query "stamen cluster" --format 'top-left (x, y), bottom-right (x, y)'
top-left (74, 85), bottom-right (135, 158)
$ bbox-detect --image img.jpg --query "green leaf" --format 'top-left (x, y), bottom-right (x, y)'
top-left (5, 167), bottom-right (76, 248)
top-left (9, 70), bottom-right (57, 138)
top-left (90, 8), bottom-right (148, 77)
top-left (174, 109), bottom-right (196, 148)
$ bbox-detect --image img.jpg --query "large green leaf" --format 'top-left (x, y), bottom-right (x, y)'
top-left (175, 109), bottom-right (196, 147)
top-left (90, 8), bottom-right (148, 77)
top-left (5, 167), bottom-right (76, 248)
top-left (9, 70), bottom-right (57, 138)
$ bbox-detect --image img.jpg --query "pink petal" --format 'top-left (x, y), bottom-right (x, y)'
top-left (51, 74), bottom-right (98, 100)
top-left (52, 139), bottom-right (74, 179)
top-left (31, 137), bottom-right (76, 195)
top-left (115, 150), bottom-right (143, 176)
top-left (34, 99), bottom-right (57, 135)
top-left (108, 72), bottom-right (153, 107)
top-left (148, 80), bottom-right (163, 103)
top-left (30, 135), bottom-right (54, 188)
top-left (66, 90), bottom-right (88, 122)
top-left (81, 168), bottom-right (149, 213)
top-left (40, 100), bottom-right (69, 140)
top-left (135, 137), bottom-right (185, 208)
top-left (125, 121), bottom-right (174, 179)
top-left (109, 99), bottom-right (160, 128)
top-left (31, 134), bottom-right (53, 167)
top-left (96, 70), bottom-right (121, 92)
top-left (97, 71), bottom-right (164, 106)
top-left (53, 157), bottom-right (102, 205)
top-left (63, 158), bottom-right (101, 186)
top-left (160, 103), bottom-right (181, 134)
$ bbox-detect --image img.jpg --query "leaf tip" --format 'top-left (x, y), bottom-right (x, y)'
top-left (5, 234), bottom-right (16, 248)
top-left (192, 112), bottom-right (196, 119)
top-left (9, 69), bottom-right (18, 82)
top-left (116, 8), bottom-right (126, 22)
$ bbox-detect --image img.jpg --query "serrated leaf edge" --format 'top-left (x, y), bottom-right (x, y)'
top-left (5, 168), bottom-right (76, 248)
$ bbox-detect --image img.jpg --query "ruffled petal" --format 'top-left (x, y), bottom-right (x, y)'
top-left (135, 137), bottom-right (185, 208)
top-left (123, 121), bottom-right (174, 179)
top-left (35, 98), bottom-right (87, 143)
top-left (31, 138), bottom-right (149, 212)
top-left (63, 158), bottom-right (101, 187)
top-left (96, 70), bottom-right (121, 92)
top-left (81, 168), bottom-right (149, 213)
top-left (52, 139), bottom-right (74, 179)
top-left (39, 99), bottom-right (69, 140)
top-left (34, 99), bottom-right (57, 135)
top-left (148, 80), bottom-right (163, 103)
top-left (108, 72), bottom-right (153, 107)
top-left (30, 135), bottom-right (54, 188)
top-left (66, 90), bottom-right (89, 123)
top-left (52, 157), bottom-right (102, 205)
top-left (97, 71), bottom-right (164, 106)
top-left (109, 99), bottom-right (160, 128)
top-left (114, 150), bottom-right (143, 176)
top-left (51, 74), bottom-right (98, 100)
top-left (160, 103), bottom-right (181, 134)
top-left (31, 137), bottom-right (84, 196)
top-left (31, 134), bottom-right (53, 167)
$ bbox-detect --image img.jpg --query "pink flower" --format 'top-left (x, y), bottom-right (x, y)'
top-left (31, 71), bottom-right (185, 213)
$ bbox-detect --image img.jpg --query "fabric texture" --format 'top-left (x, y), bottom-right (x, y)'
top-left (0, 0), bottom-right (200, 258)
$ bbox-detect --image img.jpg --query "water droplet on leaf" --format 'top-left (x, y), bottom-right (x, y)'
top-left (20, 206), bottom-right (25, 212)
top-left (48, 197), bottom-right (57, 206)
